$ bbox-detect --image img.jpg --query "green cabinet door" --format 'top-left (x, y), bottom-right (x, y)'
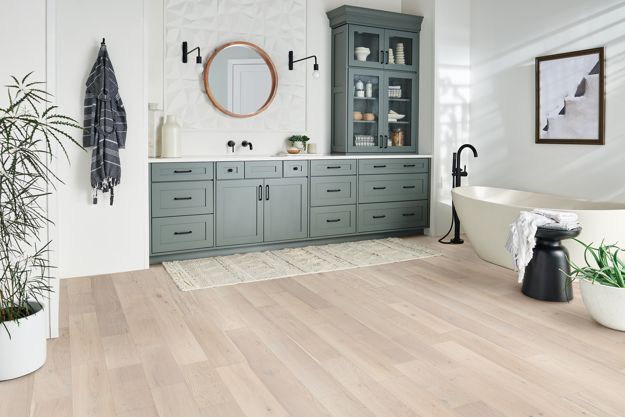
top-left (263, 178), bottom-right (308, 242)
top-left (216, 179), bottom-right (263, 247)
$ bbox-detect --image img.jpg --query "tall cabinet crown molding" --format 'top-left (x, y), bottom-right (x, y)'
top-left (327, 5), bottom-right (423, 32)
top-left (328, 6), bottom-right (423, 154)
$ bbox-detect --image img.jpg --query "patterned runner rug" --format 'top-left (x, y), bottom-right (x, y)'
top-left (163, 237), bottom-right (440, 291)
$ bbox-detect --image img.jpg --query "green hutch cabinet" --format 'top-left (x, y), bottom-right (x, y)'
top-left (327, 6), bottom-right (423, 154)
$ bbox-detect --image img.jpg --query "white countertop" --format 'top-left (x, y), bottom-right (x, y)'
top-left (149, 154), bottom-right (432, 163)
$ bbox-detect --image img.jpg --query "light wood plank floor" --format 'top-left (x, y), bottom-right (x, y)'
top-left (2, 236), bottom-right (625, 417)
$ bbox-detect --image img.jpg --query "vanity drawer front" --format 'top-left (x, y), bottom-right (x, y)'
top-left (358, 174), bottom-right (428, 203)
top-left (359, 159), bottom-right (429, 175)
top-left (151, 181), bottom-right (214, 217)
top-left (310, 176), bottom-right (357, 206)
top-left (245, 161), bottom-right (283, 178)
top-left (310, 205), bottom-right (356, 237)
top-left (310, 160), bottom-right (357, 176)
top-left (152, 215), bottom-right (214, 253)
top-left (357, 201), bottom-right (428, 233)
top-left (151, 162), bottom-right (213, 182)
top-left (283, 160), bottom-right (308, 177)
top-left (216, 162), bottom-right (244, 179)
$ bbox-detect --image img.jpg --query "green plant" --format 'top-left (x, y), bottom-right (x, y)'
top-left (0, 73), bottom-right (82, 334)
top-left (288, 134), bottom-right (310, 144)
top-left (568, 239), bottom-right (625, 288)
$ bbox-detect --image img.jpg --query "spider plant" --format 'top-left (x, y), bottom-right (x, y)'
top-left (0, 73), bottom-right (82, 336)
top-left (568, 239), bottom-right (625, 288)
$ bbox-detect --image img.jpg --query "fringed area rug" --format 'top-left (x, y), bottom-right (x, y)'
top-left (163, 238), bottom-right (441, 291)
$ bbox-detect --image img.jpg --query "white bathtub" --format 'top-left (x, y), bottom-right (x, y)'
top-left (451, 186), bottom-right (625, 269)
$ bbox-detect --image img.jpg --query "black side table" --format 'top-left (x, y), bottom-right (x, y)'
top-left (522, 227), bottom-right (581, 302)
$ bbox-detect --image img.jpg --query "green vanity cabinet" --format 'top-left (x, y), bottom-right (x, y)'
top-left (328, 5), bottom-right (423, 154)
top-left (149, 157), bottom-right (430, 262)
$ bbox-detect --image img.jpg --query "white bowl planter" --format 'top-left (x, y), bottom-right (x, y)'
top-left (580, 279), bottom-right (625, 331)
top-left (0, 302), bottom-right (47, 381)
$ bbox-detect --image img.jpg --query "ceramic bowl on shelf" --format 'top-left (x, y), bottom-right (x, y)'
top-left (355, 47), bottom-right (370, 62)
top-left (363, 112), bottom-right (375, 121)
top-left (353, 111), bottom-right (363, 120)
top-left (388, 114), bottom-right (405, 121)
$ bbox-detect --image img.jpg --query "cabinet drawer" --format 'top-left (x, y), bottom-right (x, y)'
top-left (311, 176), bottom-right (357, 206)
top-left (357, 201), bottom-right (428, 233)
top-left (359, 158), bottom-right (429, 175)
top-left (245, 161), bottom-right (282, 178)
top-left (310, 160), bottom-right (357, 176)
top-left (151, 162), bottom-right (213, 182)
top-left (310, 205), bottom-right (356, 237)
top-left (151, 181), bottom-right (213, 217)
top-left (151, 215), bottom-right (214, 253)
top-left (283, 160), bottom-right (308, 177)
top-left (358, 174), bottom-right (428, 203)
top-left (216, 162), bottom-right (244, 179)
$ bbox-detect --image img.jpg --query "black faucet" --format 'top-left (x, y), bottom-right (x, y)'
top-left (227, 140), bottom-right (236, 152)
top-left (241, 140), bottom-right (253, 150)
top-left (449, 144), bottom-right (478, 244)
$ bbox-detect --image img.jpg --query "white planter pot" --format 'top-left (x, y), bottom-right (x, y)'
top-left (0, 302), bottom-right (47, 380)
top-left (580, 279), bottom-right (625, 331)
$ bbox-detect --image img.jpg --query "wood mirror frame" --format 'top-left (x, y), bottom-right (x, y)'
top-left (203, 41), bottom-right (279, 118)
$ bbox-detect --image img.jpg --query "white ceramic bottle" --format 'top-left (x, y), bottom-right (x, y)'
top-left (161, 115), bottom-right (181, 158)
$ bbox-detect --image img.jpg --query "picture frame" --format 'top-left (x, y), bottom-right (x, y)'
top-left (535, 47), bottom-right (605, 145)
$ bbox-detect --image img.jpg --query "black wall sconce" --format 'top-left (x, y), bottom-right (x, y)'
top-left (182, 41), bottom-right (202, 64)
top-left (288, 50), bottom-right (319, 79)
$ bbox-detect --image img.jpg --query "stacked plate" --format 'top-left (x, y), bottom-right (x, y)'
top-left (396, 43), bottom-right (405, 65)
top-left (354, 135), bottom-right (376, 147)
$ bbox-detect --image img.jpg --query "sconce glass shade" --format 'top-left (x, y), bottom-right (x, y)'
top-left (312, 63), bottom-right (320, 79)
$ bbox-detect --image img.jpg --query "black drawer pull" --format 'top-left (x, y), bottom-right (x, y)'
top-left (173, 197), bottom-right (192, 201)
top-left (326, 219), bottom-right (341, 223)
top-left (326, 189), bottom-right (342, 193)
top-left (373, 186), bottom-right (386, 190)
top-left (326, 166), bottom-right (342, 169)
top-left (293, 167), bottom-right (299, 170)
top-left (373, 215), bottom-right (386, 219)
top-left (258, 185), bottom-right (262, 201)
top-left (403, 213), bottom-right (416, 217)
top-left (403, 164), bottom-right (416, 168)
top-left (373, 165), bottom-right (387, 168)
top-left (402, 186), bottom-right (416, 189)
top-left (174, 231), bottom-right (193, 235)
top-left (227, 168), bottom-right (234, 173)
top-left (173, 169), bottom-right (192, 174)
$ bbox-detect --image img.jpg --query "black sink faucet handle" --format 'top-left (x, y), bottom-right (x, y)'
top-left (242, 140), bottom-right (253, 150)
top-left (227, 140), bottom-right (236, 152)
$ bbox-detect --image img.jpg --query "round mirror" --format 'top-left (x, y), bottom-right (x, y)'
top-left (203, 41), bottom-right (278, 118)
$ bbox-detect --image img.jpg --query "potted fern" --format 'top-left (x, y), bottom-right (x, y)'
top-left (568, 240), bottom-right (625, 331)
top-left (0, 74), bottom-right (81, 380)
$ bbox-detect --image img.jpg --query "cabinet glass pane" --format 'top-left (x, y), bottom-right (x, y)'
top-left (386, 76), bottom-right (413, 149)
top-left (352, 73), bottom-right (381, 149)
top-left (387, 34), bottom-right (414, 67)
top-left (353, 29), bottom-right (381, 65)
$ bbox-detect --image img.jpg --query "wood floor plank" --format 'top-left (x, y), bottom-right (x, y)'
top-left (2, 236), bottom-right (625, 417)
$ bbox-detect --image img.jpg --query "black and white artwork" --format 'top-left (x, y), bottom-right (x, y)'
top-left (535, 47), bottom-right (604, 145)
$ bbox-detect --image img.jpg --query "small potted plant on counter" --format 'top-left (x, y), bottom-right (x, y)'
top-left (568, 240), bottom-right (625, 331)
top-left (0, 74), bottom-right (81, 380)
top-left (287, 134), bottom-right (310, 152)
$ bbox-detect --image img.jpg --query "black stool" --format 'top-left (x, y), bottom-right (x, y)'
top-left (522, 227), bottom-right (581, 302)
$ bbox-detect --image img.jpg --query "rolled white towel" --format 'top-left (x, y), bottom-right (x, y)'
top-left (532, 208), bottom-right (578, 224)
top-left (539, 222), bottom-right (581, 231)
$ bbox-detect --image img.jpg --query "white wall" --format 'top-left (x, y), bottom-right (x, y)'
top-left (147, 0), bottom-right (404, 156)
top-left (470, 0), bottom-right (625, 202)
top-left (55, 0), bottom-right (148, 278)
top-left (402, 0), bottom-right (471, 236)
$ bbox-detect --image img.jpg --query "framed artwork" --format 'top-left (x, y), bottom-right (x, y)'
top-left (535, 47), bottom-right (605, 145)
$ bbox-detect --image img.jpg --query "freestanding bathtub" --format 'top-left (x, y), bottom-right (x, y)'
top-left (451, 186), bottom-right (625, 269)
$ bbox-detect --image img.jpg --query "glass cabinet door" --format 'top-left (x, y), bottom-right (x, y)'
top-left (348, 25), bottom-right (385, 69)
top-left (384, 30), bottom-right (419, 72)
top-left (384, 72), bottom-right (418, 152)
top-left (348, 69), bottom-right (383, 152)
